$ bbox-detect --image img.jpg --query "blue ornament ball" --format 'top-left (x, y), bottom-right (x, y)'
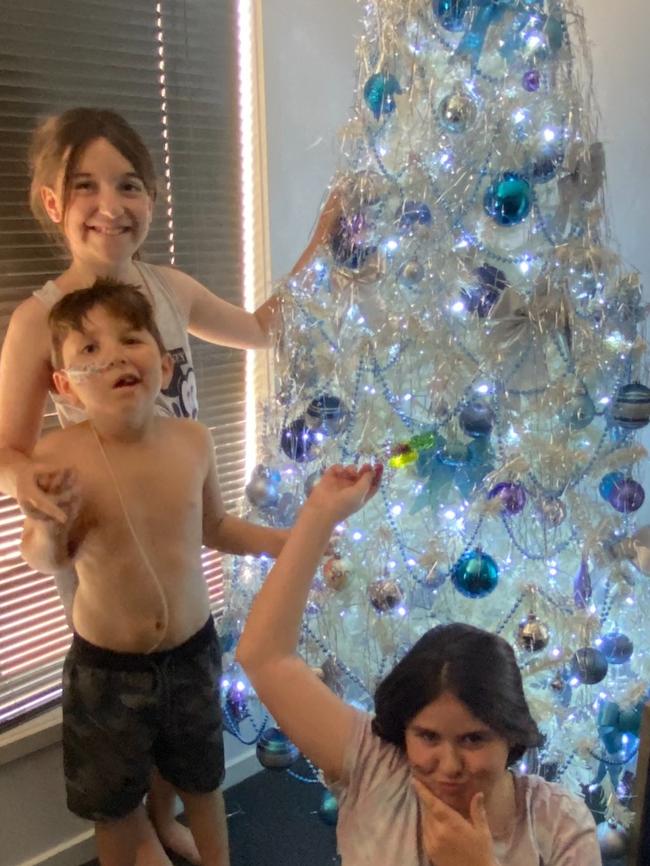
top-left (570, 647), bottom-right (608, 685)
top-left (459, 399), bottom-right (494, 438)
top-left (483, 172), bottom-right (532, 226)
top-left (612, 382), bottom-right (650, 429)
top-left (598, 472), bottom-right (625, 502)
top-left (330, 219), bottom-right (375, 271)
top-left (600, 631), bottom-right (634, 665)
top-left (280, 418), bottom-right (318, 463)
top-left (451, 548), bottom-right (499, 599)
top-left (318, 789), bottom-right (339, 826)
top-left (397, 200), bottom-right (432, 230)
top-left (305, 394), bottom-right (349, 435)
top-left (436, 0), bottom-right (470, 32)
top-left (256, 727), bottom-right (300, 771)
top-left (363, 72), bottom-right (401, 120)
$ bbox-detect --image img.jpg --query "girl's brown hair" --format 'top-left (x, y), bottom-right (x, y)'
top-left (29, 107), bottom-right (158, 247)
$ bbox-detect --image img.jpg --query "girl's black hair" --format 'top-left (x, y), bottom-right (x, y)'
top-left (372, 623), bottom-right (543, 766)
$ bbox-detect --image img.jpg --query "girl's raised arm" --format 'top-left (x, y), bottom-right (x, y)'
top-left (236, 464), bottom-right (381, 781)
top-left (165, 186), bottom-right (343, 351)
top-left (0, 297), bottom-right (67, 522)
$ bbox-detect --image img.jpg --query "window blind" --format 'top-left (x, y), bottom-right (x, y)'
top-left (0, 0), bottom-right (249, 729)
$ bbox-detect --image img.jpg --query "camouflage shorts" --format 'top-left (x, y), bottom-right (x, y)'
top-left (62, 617), bottom-right (224, 821)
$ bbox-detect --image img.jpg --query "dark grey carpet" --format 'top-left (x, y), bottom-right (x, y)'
top-left (82, 762), bottom-right (339, 866)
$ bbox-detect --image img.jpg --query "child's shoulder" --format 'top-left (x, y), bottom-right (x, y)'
top-left (158, 415), bottom-right (211, 444)
top-left (8, 294), bottom-right (50, 334)
top-left (33, 421), bottom-right (92, 459)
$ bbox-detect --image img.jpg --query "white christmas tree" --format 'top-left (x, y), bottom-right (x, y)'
top-left (225, 1), bottom-right (649, 856)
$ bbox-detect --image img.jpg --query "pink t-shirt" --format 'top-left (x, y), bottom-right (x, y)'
top-left (329, 712), bottom-right (602, 866)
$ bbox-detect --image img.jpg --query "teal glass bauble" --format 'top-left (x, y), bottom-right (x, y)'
top-left (363, 73), bottom-right (401, 120)
top-left (435, 0), bottom-right (470, 32)
top-left (483, 172), bottom-right (532, 226)
top-left (318, 789), bottom-right (339, 826)
top-left (451, 548), bottom-right (499, 598)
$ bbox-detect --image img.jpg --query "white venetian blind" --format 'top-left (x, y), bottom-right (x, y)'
top-left (0, 0), bottom-right (258, 728)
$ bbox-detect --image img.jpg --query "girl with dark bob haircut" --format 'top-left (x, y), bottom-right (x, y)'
top-left (372, 622), bottom-right (543, 766)
top-left (238, 464), bottom-right (602, 866)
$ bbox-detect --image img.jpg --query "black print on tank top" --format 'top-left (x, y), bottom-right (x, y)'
top-left (162, 347), bottom-right (198, 419)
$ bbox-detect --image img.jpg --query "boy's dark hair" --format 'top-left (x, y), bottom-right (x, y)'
top-left (49, 279), bottom-right (166, 369)
top-left (372, 622), bottom-right (543, 766)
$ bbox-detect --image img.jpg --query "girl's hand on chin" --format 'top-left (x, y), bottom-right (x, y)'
top-left (412, 778), bottom-right (498, 866)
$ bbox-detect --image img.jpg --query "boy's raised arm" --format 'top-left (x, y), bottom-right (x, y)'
top-left (236, 464), bottom-right (382, 782)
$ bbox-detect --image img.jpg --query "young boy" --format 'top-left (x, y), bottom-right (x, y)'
top-left (20, 279), bottom-right (287, 866)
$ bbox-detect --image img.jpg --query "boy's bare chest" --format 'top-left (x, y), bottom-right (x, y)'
top-left (81, 438), bottom-right (203, 538)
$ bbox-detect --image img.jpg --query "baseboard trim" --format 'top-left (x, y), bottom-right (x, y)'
top-left (223, 745), bottom-right (260, 790)
top-left (19, 832), bottom-right (96, 866)
top-left (18, 747), bottom-right (259, 866)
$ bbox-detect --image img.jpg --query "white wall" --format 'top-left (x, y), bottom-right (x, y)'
top-left (263, 0), bottom-right (650, 289)
top-left (262, 0), bottom-right (361, 279)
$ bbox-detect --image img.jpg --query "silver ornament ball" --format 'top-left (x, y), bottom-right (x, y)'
top-left (245, 475), bottom-right (279, 509)
top-left (438, 87), bottom-right (478, 133)
top-left (535, 496), bottom-right (566, 528)
top-left (516, 613), bottom-right (550, 653)
top-left (368, 577), bottom-right (404, 613)
top-left (397, 259), bottom-right (425, 288)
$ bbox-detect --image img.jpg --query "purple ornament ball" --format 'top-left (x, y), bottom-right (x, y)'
top-left (609, 477), bottom-right (645, 514)
top-left (522, 69), bottom-right (541, 92)
top-left (280, 418), bottom-right (317, 463)
top-left (488, 481), bottom-right (527, 515)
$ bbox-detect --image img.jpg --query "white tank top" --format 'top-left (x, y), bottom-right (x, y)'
top-left (33, 261), bottom-right (199, 425)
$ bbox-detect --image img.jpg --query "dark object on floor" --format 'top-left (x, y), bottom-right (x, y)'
top-left (82, 761), bottom-right (339, 866)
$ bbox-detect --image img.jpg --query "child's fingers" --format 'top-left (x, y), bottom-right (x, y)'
top-left (23, 494), bottom-right (68, 524)
top-left (34, 471), bottom-right (55, 493)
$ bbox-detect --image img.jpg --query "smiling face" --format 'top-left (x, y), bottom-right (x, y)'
top-left (53, 304), bottom-right (171, 422)
top-left (41, 137), bottom-right (153, 271)
top-left (405, 691), bottom-right (511, 817)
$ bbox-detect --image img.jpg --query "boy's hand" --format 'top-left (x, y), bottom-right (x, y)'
top-left (30, 468), bottom-right (81, 527)
top-left (307, 463), bottom-right (383, 524)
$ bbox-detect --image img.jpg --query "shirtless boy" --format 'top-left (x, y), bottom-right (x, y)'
top-left (20, 279), bottom-right (286, 866)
